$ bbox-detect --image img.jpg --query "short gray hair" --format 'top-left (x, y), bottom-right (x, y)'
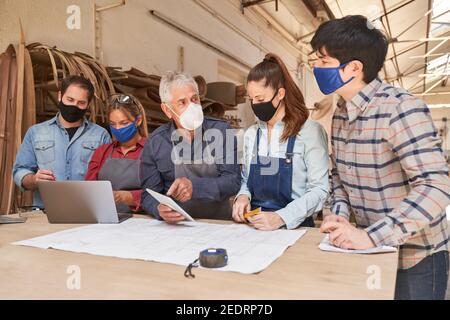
top-left (159, 71), bottom-right (199, 103)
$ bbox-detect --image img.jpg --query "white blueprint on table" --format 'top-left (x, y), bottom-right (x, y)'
top-left (319, 235), bottom-right (397, 254)
top-left (13, 218), bottom-right (307, 274)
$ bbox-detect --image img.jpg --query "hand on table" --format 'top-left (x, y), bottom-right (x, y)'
top-left (232, 195), bottom-right (251, 223)
top-left (320, 215), bottom-right (375, 250)
top-left (248, 212), bottom-right (285, 231)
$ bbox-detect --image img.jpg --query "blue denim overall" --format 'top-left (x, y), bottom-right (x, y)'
top-left (247, 128), bottom-right (314, 228)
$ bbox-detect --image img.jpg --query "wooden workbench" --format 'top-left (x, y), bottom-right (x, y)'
top-left (0, 213), bottom-right (398, 300)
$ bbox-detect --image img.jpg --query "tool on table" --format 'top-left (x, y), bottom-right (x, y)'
top-left (244, 207), bottom-right (261, 221)
top-left (184, 248), bottom-right (228, 278)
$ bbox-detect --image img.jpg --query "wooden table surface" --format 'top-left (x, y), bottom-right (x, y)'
top-left (0, 212), bottom-right (399, 300)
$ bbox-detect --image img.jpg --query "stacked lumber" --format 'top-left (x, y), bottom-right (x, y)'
top-left (206, 82), bottom-right (246, 106)
top-left (0, 41), bottom-right (247, 214)
top-left (28, 44), bottom-right (244, 130)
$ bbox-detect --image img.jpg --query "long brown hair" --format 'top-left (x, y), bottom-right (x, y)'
top-left (107, 94), bottom-right (148, 138)
top-left (247, 53), bottom-right (309, 142)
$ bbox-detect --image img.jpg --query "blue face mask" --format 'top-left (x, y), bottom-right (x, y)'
top-left (313, 62), bottom-right (354, 95)
top-left (109, 121), bottom-right (138, 143)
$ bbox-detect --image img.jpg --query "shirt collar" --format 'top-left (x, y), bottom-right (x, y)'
top-left (47, 116), bottom-right (58, 125)
top-left (168, 119), bottom-right (208, 138)
top-left (112, 137), bottom-right (146, 149)
top-left (338, 77), bottom-right (383, 122)
top-left (256, 119), bottom-right (284, 130)
top-left (137, 137), bottom-right (146, 147)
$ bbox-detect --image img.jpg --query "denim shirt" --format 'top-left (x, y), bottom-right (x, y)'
top-left (237, 119), bottom-right (330, 229)
top-left (13, 114), bottom-right (111, 208)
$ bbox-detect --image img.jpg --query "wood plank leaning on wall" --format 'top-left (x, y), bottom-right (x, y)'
top-left (0, 24), bottom-right (36, 215)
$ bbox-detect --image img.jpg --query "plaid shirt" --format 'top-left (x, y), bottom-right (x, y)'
top-left (331, 77), bottom-right (450, 269)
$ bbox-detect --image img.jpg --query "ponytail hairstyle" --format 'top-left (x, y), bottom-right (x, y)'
top-left (247, 53), bottom-right (309, 142)
top-left (106, 94), bottom-right (148, 138)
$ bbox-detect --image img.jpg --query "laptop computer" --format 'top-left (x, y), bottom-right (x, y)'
top-left (38, 181), bottom-right (132, 224)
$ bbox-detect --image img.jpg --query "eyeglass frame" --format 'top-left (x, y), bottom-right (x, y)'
top-left (106, 94), bottom-right (141, 107)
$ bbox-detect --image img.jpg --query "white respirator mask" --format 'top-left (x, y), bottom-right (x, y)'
top-left (166, 102), bottom-right (204, 131)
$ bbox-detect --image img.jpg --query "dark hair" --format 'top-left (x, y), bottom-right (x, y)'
top-left (60, 75), bottom-right (95, 103)
top-left (247, 53), bottom-right (309, 142)
top-left (310, 15), bottom-right (388, 83)
top-left (107, 94), bottom-right (149, 138)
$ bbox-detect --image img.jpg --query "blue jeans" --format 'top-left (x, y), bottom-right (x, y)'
top-left (395, 251), bottom-right (449, 300)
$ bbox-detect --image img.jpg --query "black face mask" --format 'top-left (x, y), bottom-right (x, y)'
top-left (250, 89), bottom-right (281, 122)
top-left (58, 101), bottom-right (87, 123)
